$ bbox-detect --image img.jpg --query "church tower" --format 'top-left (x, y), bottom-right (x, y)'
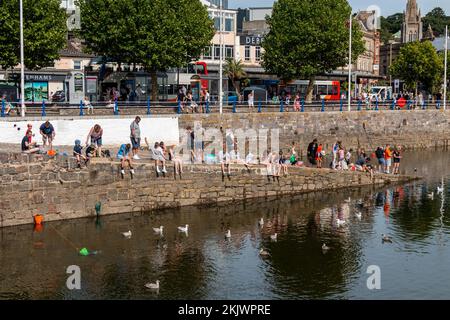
top-left (401, 0), bottom-right (423, 43)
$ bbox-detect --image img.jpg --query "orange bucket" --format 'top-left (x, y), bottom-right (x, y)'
top-left (34, 214), bottom-right (44, 225)
top-left (47, 149), bottom-right (56, 157)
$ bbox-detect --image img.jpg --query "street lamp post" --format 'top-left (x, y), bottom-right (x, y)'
top-left (348, 13), bottom-right (352, 112)
top-left (444, 25), bottom-right (448, 111)
top-left (219, 0), bottom-right (224, 114)
top-left (20, 0), bottom-right (26, 117)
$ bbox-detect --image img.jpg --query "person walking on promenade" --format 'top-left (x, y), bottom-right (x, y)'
top-left (393, 146), bottom-right (402, 175)
top-left (307, 139), bottom-right (318, 167)
top-left (39, 120), bottom-right (55, 150)
top-left (130, 116), bottom-right (141, 160)
top-left (86, 124), bottom-right (103, 157)
top-left (248, 91), bottom-right (254, 111)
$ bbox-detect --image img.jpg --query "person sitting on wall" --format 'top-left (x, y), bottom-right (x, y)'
top-left (73, 139), bottom-right (88, 168)
top-left (21, 130), bottom-right (40, 154)
top-left (117, 143), bottom-right (134, 179)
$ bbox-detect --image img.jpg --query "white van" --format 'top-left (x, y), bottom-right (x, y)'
top-left (369, 86), bottom-right (393, 101)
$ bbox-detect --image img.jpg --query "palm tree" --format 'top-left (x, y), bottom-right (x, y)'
top-left (224, 58), bottom-right (247, 97)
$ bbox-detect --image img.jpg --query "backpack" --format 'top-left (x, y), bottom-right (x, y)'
top-left (375, 148), bottom-right (384, 159)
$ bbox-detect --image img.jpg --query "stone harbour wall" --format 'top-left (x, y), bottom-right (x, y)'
top-left (178, 110), bottom-right (450, 152)
top-left (0, 154), bottom-right (414, 227)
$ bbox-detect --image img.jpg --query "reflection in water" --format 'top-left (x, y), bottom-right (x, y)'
top-left (1, 151), bottom-right (450, 299)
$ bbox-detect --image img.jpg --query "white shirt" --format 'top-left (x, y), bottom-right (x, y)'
top-left (218, 151), bottom-right (230, 163)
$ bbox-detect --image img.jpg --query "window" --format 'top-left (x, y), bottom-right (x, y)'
top-left (214, 45), bottom-right (221, 60)
top-left (245, 46), bottom-right (251, 61)
top-left (225, 45), bottom-right (234, 58)
top-left (225, 18), bottom-right (234, 32)
top-left (214, 17), bottom-right (220, 31)
top-left (203, 46), bottom-right (212, 59)
top-left (74, 60), bottom-right (81, 70)
top-left (255, 46), bottom-right (261, 62)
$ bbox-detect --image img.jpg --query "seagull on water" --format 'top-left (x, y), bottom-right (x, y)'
top-left (270, 233), bottom-right (278, 241)
top-left (225, 230), bottom-right (231, 239)
top-left (382, 234), bottom-right (393, 243)
top-left (259, 248), bottom-right (270, 257)
top-left (145, 280), bottom-right (160, 290)
top-left (178, 224), bottom-right (189, 233)
top-left (153, 226), bottom-right (164, 234)
top-left (258, 218), bottom-right (264, 227)
top-left (427, 192), bottom-right (434, 200)
top-left (437, 186), bottom-right (444, 194)
top-left (322, 243), bottom-right (331, 252)
top-left (355, 212), bottom-right (362, 220)
top-left (122, 230), bottom-right (132, 238)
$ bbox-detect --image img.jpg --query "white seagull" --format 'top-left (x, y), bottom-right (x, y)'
top-left (122, 230), bottom-right (132, 238)
top-left (178, 224), bottom-right (189, 233)
top-left (153, 226), bottom-right (164, 234)
top-left (258, 218), bottom-right (264, 226)
top-left (437, 186), bottom-right (444, 194)
top-left (145, 280), bottom-right (160, 290)
top-left (355, 212), bottom-right (362, 220)
top-left (382, 234), bottom-right (393, 243)
top-left (336, 219), bottom-right (346, 227)
top-left (225, 230), bottom-right (231, 239)
top-left (270, 233), bottom-right (278, 241)
top-left (259, 248), bottom-right (270, 257)
top-left (322, 243), bottom-right (331, 252)
top-left (427, 192), bottom-right (434, 200)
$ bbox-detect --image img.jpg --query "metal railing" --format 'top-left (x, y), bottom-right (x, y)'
top-left (1, 98), bottom-right (445, 118)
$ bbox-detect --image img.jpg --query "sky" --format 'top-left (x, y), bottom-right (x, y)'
top-left (228, 0), bottom-right (450, 16)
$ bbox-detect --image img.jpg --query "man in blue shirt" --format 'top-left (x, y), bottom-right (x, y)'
top-left (117, 143), bottom-right (134, 178)
top-left (39, 120), bottom-right (55, 150)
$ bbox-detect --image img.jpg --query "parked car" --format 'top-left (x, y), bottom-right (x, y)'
top-left (223, 91), bottom-right (238, 105)
top-left (51, 90), bottom-right (66, 102)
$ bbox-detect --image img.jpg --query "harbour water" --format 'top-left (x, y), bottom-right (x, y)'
top-left (1, 150), bottom-right (450, 300)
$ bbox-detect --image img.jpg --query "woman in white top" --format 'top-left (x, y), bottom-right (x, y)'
top-left (248, 91), bottom-right (254, 110)
top-left (83, 96), bottom-right (94, 114)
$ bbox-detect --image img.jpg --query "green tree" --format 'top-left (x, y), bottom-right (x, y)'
top-left (0, 0), bottom-right (67, 70)
top-left (390, 41), bottom-right (443, 95)
top-left (77, 0), bottom-right (214, 101)
top-left (380, 13), bottom-right (403, 44)
top-left (262, 0), bottom-right (365, 101)
top-left (224, 58), bottom-right (247, 97)
top-left (422, 7), bottom-right (450, 37)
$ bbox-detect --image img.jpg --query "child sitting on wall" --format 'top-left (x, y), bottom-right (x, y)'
top-left (73, 140), bottom-right (87, 168)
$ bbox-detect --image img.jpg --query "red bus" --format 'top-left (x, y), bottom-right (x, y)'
top-left (285, 80), bottom-right (341, 101)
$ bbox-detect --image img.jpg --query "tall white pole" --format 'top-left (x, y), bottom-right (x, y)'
top-left (444, 25), bottom-right (448, 111)
top-left (219, 0), bottom-right (223, 114)
top-left (20, 0), bottom-right (26, 117)
top-left (348, 13), bottom-right (352, 112)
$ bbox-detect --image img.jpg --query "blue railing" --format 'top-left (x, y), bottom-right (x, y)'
top-left (0, 98), bottom-right (446, 118)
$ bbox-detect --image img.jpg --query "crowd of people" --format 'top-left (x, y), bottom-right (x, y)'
top-left (306, 139), bottom-right (403, 178)
top-left (18, 115), bottom-right (403, 181)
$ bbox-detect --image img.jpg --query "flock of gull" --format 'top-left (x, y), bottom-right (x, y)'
top-left (119, 183), bottom-right (447, 292)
